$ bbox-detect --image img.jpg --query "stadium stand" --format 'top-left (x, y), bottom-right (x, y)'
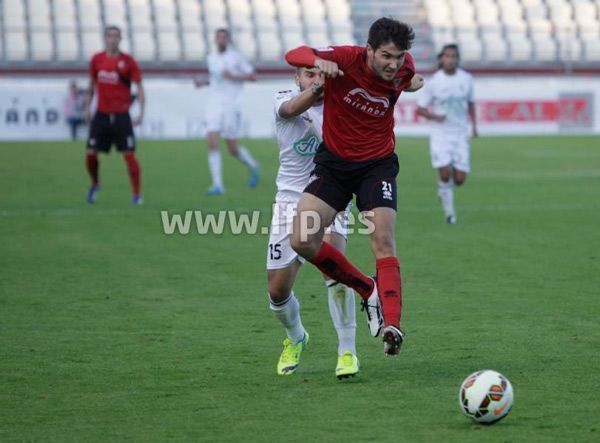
top-left (0, 0), bottom-right (598, 68)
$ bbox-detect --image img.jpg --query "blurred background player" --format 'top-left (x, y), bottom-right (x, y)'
top-left (194, 28), bottom-right (260, 195)
top-left (268, 67), bottom-right (357, 379)
top-left (285, 18), bottom-right (422, 356)
top-left (417, 44), bottom-right (477, 224)
top-left (84, 26), bottom-right (145, 205)
top-left (63, 80), bottom-right (85, 141)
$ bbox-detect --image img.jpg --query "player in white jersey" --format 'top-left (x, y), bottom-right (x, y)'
top-left (267, 66), bottom-right (358, 379)
top-left (417, 44), bottom-right (478, 224)
top-left (194, 29), bottom-right (260, 195)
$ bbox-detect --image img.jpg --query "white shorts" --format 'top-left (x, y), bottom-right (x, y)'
top-left (430, 130), bottom-right (471, 173)
top-left (266, 197), bottom-right (351, 270)
top-left (204, 103), bottom-right (242, 139)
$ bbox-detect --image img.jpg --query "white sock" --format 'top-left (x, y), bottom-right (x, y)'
top-left (208, 150), bottom-right (223, 189)
top-left (237, 146), bottom-right (258, 170)
top-left (438, 180), bottom-right (455, 218)
top-left (326, 279), bottom-right (357, 356)
top-left (269, 292), bottom-right (306, 344)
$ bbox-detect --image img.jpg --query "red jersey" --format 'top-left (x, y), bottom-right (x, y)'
top-left (286, 46), bottom-right (415, 161)
top-left (89, 51), bottom-right (142, 114)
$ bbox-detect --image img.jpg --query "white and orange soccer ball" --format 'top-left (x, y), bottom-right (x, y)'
top-left (459, 370), bottom-right (514, 424)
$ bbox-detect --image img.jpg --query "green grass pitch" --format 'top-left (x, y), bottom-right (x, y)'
top-left (1, 136), bottom-right (599, 442)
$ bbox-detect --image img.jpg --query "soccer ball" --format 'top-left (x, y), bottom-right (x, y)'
top-left (459, 370), bottom-right (514, 424)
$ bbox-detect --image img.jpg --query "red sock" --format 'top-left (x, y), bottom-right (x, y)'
top-left (376, 257), bottom-right (402, 328)
top-left (309, 242), bottom-right (374, 299)
top-left (124, 152), bottom-right (141, 196)
top-left (86, 152), bottom-right (99, 186)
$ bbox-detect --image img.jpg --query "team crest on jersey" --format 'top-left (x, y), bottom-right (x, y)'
top-left (293, 133), bottom-right (319, 157)
top-left (343, 88), bottom-right (390, 117)
top-left (118, 60), bottom-right (125, 69)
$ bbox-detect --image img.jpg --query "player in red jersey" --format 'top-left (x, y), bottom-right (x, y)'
top-left (285, 18), bottom-right (421, 355)
top-left (84, 26), bottom-right (145, 205)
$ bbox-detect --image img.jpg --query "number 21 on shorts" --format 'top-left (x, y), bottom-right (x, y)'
top-left (382, 181), bottom-right (393, 201)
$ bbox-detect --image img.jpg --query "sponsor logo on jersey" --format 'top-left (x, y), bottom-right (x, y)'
top-left (343, 88), bottom-right (390, 116)
top-left (293, 132), bottom-right (319, 156)
top-left (97, 70), bottom-right (120, 84)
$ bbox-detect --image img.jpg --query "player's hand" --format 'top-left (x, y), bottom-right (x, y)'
top-left (132, 115), bottom-right (143, 126)
top-left (407, 74), bottom-right (424, 92)
top-left (84, 109), bottom-right (92, 124)
top-left (315, 59), bottom-right (344, 78)
top-left (433, 114), bottom-right (446, 123)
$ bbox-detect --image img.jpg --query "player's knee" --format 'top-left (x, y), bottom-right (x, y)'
top-left (454, 173), bottom-right (467, 186)
top-left (439, 167), bottom-right (451, 182)
top-left (290, 234), bottom-right (318, 259)
top-left (268, 287), bottom-right (290, 304)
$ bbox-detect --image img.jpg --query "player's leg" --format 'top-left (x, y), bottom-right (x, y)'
top-left (431, 132), bottom-right (456, 223)
top-left (68, 118), bottom-right (77, 141)
top-left (268, 264), bottom-right (309, 375)
top-left (206, 130), bottom-right (225, 195)
top-left (438, 165), bottom-right (456, 223)
top-left (323, 220), bottom-right (359, 378)
top-left (356, 154), bottom-right (404, 355)
top-left (223, 109), bottom-right (259, 188)
top-left (363, 206), bottom-right (404, 355)
top-left (452, 132), bottom-right (470, 187)
top-left (204, 104), bottom-right (225, 194)
top-left (115, 113), bottom-right (142, 204)
top-left (291, 192), bottom-right (375, 300)
top-left (453, 169), bottom-right (467, 186)
top-left (267, 202), bottom-right (309, 375)
top-left (85, 112), bottom-right (110, 203)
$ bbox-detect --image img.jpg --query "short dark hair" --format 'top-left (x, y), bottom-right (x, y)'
top-left (437, 44), bottom-right (460, 68)
top-left (438, 43), bottom-right (460, 60)
top-left (367, 17), bottom-right (414, 51)
top-left (104, 25), bottom-right (121, 36)
top-left (216, 28), bottom-right (230, 37)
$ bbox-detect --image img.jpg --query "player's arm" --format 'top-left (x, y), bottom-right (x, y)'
top-left (469, 101), bottom-right (478, 137)
top-left (285, 46), bottom-right (344, 78)
top-left (416, 106), bottom-right (445, 122)
top-left (129, 59), bottom-right (144, 125)
top-left (416, 83), bottom-right (445, 122)
top-left (404, 73), bottom-right (424, 92)
top-left (84, 78), bottom-right (95, 123)
top-left (222, 71), bottom-right (256, 81)
top-left (278, 83), bottom-right (324, 119)
top-left (132, 82), bottom-right (145, 126)
top-left (84, 56), bottom-right (97, 123)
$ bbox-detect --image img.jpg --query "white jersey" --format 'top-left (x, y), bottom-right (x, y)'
top-left (418, 68), bottom-right (474, 133)
top-left (274, 89), bottom-right (323, 197)
top-left (206, 48), bottom-right (254, 106)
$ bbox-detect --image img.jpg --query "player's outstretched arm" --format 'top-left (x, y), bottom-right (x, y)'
top-left (404, 74), bottom-right (424, 92)
top-left (285, 46), bottom-right (344, 78)
top-left (278, 83), bottom-right (324, 119)
top-left (222, 71), bottom-right (256, 82)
